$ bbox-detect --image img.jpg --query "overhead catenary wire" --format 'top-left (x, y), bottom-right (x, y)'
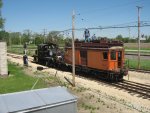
top-left (74, 0), bottom-right (145, 32)
top-left (57, 23), bottom-right (150, 33)
top-left (76, 0), bottom-right (142, 15)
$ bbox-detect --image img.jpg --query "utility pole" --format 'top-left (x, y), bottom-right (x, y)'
top-left (137, 6), bottom-right (142, 69)
top-left (128, 27), bottom-right (130, 39)
top-left (9, 31), bottom-right (12, 49)
top-left (43, 29), bottom-right (46, 43)
top-left (72, 10), bottom-right (75, 87)
top-left (20, 34), bottom-right (21, 45)
top-left (24, 29), bottom-right (31, 44)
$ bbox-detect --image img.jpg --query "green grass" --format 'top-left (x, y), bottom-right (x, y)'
top-left (126, 59), bottom-right (150, 70)
top-left (7, 47), bottom-right (35, 56)
top-left (9, 45), bottom-right (37, 49)
top-left (7, 44), bottom-right (37, 56)
top-left (125, 48), bottom-right (150, 50)
top-left (0, 63), bottom-right (47, 94)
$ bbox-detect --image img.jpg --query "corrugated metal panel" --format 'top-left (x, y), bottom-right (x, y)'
top-left (0, 96), bottom-right (8, 113)
top-left (31, 102), bottom-right (77, 113)
top-left (3, 91), bottom-right (45, 112)
top-left (34, 87), bottom-right (76, 105)
top-left (0, 87), bottom-right (77, 113)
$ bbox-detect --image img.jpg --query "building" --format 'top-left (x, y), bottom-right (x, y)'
top-left (0, 87), bottom-right (77, 113)
top-left (0, 42), bottom-right (8, 76)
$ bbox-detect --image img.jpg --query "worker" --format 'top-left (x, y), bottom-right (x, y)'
top-left (91, 34), bottom-right (96, 40)
top-left (23, 54), bottom-right (28, 66)
top-left (84, 28), bottom-right (90, 42)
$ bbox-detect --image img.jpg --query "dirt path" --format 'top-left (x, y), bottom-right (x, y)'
top-left (7, 54), bottom-right (150, 113)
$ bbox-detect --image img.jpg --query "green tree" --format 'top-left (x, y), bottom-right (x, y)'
top-left (10, 32), bottom-right (21, 45)
top-left (0, 0), bottom-right (4, 30)
top-left (46, 31), bottom-right (66, 46)
top-left (144, 35), bottom-right (150, 43)
top-left (0, 30), bottom-right (9, 43)
top-left (34, 34), bottom-right (44, 45)
top-left (22, 30), bottom-right (31, 44)
top-left (116, 34), bottom-right (123, 41)
top-left (47, 31), bottom-right (59, 43)
top-left (0, 0), bottom-right (6, 41)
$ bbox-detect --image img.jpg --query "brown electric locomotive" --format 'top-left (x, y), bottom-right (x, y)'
top-left (64, 38), bottom-right (128, 81)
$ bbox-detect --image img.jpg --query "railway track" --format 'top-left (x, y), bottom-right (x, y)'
top-left (111, 80), bottom-right (150, 99)
top-left (7, 53), bottom-right (150, 99)
top-left (78, 74), bottom-right (150, 99)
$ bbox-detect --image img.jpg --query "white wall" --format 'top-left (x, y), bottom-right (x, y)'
top-left (0, 42), bottom-right (8, 76)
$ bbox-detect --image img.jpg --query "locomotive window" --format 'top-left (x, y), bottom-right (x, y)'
top-left (103, 52), bottom-right (108, 60)
top-left (111, 51), bottom-right (116, 60)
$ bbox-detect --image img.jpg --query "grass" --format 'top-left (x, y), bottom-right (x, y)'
top-left (126, 59), bottom-right (150, 70)
top-left (0, 62), bottom-right (47, 94)
top-left (125, 48), bottom-right (150, 50)
top-left (9, 45), bottom-right (37, 49)
top-left (7, 46), bottom-right (35, 56)
top-left (124, 43), bottom-right (150, 50)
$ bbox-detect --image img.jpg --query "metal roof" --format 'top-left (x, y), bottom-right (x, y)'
top-left (0, 87), bottom-right (77, 113)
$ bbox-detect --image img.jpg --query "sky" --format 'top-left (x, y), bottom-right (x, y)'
top-left (2, 0), bottom-right (150, 38)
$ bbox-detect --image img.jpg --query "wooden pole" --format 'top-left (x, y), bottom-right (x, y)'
top-left (72, 10), bottom-right (75, 87)
top-left (137, 6), bottom-right (142, 69)
top-left (9, 31), bottom-right (12, 49)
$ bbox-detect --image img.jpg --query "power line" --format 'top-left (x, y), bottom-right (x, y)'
top-left (54, 21), bottom-right (150, 35)
top-left (77, 0), bottom-right (142, 15)
top-left (43, 29), bottom-right (47, 43)
top-left (76, 0), bottom-right (143, 27)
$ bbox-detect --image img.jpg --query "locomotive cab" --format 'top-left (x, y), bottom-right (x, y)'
top-left (33, 43), bottom-right (58, 65)
top-left (109, 47), bottom-right (124, 71)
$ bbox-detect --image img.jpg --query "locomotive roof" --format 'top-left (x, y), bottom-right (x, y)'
top-left (65, 38), bottom-right (123, 48)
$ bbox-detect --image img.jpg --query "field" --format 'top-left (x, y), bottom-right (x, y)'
top-left (0, 62), bottom-right (48, 94)
top-left (124, 43), bottom-right (150, 50)
top-left (126, 59), bottom-right (150, 70)
top-left (7, 45), bottom-right (36, 56)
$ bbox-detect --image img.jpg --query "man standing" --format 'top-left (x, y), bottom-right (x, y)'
top-left (84, 28), bottom-right (90, 42)
top-left (23, 42), bottom-right (28, 66)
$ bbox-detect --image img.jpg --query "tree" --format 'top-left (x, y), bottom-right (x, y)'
top-left (44, 31), bottom-right (69, 47)
top-left (0, 0), bottom-right (4, 30)
top-left (0, 0), bottom-right (6, 41)
top-left (115, 35), bottom-right (131, 43)
top-left (10, 32), bottom-right (21, 45)
top-left (144, 35), bottom-right (150, 43)
top-left (47, 31), bottom-right (59, 43)
top-left (34, 33), bottom-right (44, 45)
top-left (22, 30), bottom-right (31, 44)
top-left (0, 30), bottom-right (9, 43)
top-left (116, 35), bottom-right (123, 41)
